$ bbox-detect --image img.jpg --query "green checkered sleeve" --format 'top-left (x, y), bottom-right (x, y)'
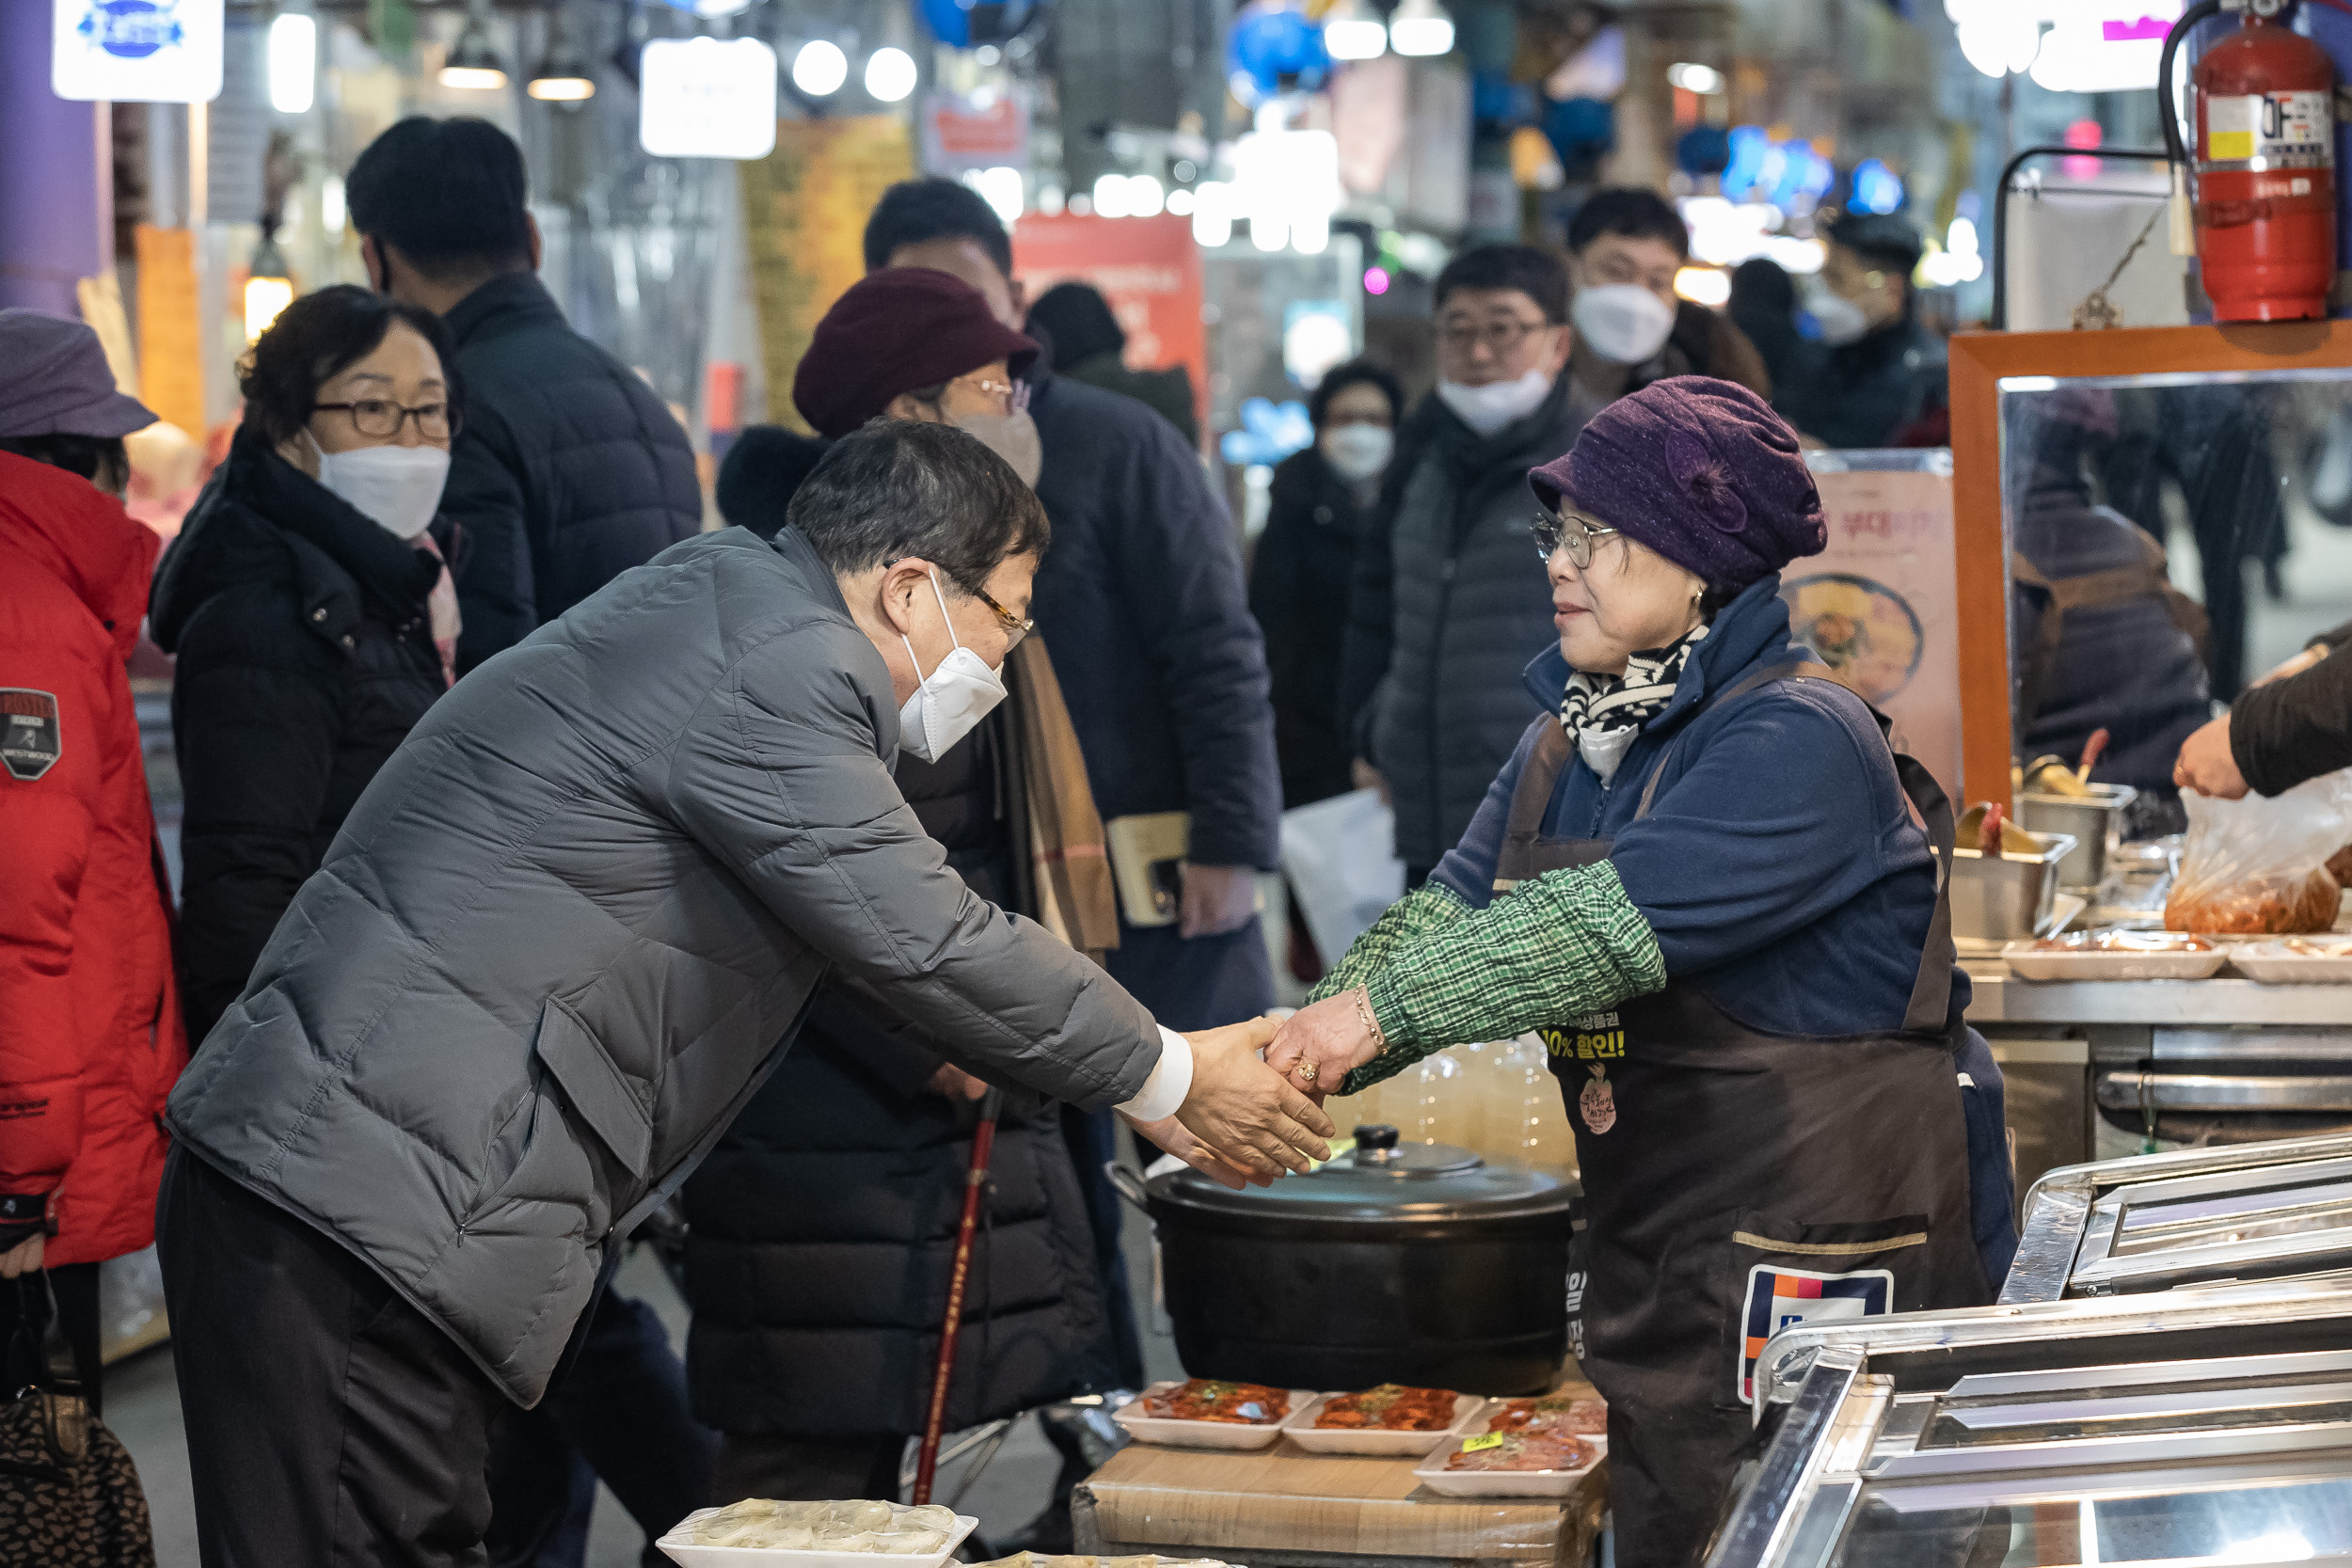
top-left (1343, 862), bottom-right (1666, 1094)
top-left (1304, 883), bottom-right (1471, 1006)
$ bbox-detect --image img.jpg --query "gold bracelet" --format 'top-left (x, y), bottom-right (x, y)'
top-left (1352, 986), bottom-right (1388, 1059)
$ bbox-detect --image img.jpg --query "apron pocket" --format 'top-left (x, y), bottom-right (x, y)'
top-left (1725, 1209), bottom-right (1930, 1407)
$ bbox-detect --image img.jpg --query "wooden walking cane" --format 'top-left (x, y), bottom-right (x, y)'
top-left (912, 1086), bottom-right (1004, 1505)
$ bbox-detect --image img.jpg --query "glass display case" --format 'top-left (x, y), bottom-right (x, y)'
top-left (1713, 1277), bottom-right (2352, 1568)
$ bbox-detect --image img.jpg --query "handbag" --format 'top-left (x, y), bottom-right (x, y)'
top-left (0, 1275), bottom-right (155, 1567)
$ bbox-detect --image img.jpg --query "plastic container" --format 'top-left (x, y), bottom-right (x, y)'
top-left (1279, 1391), bottom-right (1482, 1455)
top-left (657, 1513), bottom-right (978, 1568)
top-left (1410, 1433), bottom-right (1608, 1497)
top-left (1110, 1385), bottom-right (1313, 1449)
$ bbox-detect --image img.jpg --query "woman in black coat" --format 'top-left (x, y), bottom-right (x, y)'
top-left (151, 286), bottom-right (462, 1045)
top-left (1248, 359), bottom-right (1404, 810)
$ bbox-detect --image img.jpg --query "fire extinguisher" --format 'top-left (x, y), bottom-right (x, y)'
top-left (2161, 0), bottom-right (2340, 321)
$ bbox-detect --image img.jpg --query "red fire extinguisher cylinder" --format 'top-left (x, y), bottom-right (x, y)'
top-left (2194, 7), bottom-right (2339, 322)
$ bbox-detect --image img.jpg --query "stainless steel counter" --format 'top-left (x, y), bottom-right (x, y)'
top-left (1964, 964), bottom-right (2352, 1026)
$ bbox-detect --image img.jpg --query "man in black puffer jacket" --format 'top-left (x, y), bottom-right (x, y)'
top-left (347, 117), bottom-right (700, 673)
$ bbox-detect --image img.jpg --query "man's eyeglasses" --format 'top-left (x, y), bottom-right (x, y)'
top-left (1531, 508), bottom-right (1620, 568)
top-left (973, 582), bottom-right (1033, 647)
top-left (1436, 318), bottom-right (1549, 354)
top-left (312, 399), bottom-right (459, 441)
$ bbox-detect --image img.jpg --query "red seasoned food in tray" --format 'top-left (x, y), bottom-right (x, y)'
top-left (1140, 1379), bottom-right (1290, 1424)
top-left (1311, 1384), bottom-right (1459, 1431)
top-left (1486, 1392), bottom-right (1608, 1435)
top-left (1445, 1431), bottom-right (1596, 1472)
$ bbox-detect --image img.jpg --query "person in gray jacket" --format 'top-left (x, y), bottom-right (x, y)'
top-left (155, 420), bottom-right (1331, 1567)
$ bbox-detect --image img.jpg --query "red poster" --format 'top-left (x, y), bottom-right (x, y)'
top-left (1011, 214), bottom-right (1206, 433)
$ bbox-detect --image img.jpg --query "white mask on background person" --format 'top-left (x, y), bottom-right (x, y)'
top-left (1436, 367), bottom-right (1555, 437)
top-left (950, 409), bottom-right (1042, 487)
top-left (1806, 286), bottom-right (1871, 348)
top-left (1570, 284), bottom-right (1677, 367)
top-left (898, 569), bottom-right (1009, 764)
top-left (309, 434), bottom-right (450, 541)
top-left (1320, 423), bottom-right (1393, 483)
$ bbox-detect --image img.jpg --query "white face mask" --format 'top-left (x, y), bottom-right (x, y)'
top-left (1806, 286), bottom-right (1871, 347)
top-left (950, 409), bottom-right (1042, 488)
top-left (1571, 283), bottom-right (1677, 367)
top-left (311, 436), bottom-right (450, 541)
top-left (1320, 423), bottom-right (1393, 483)
top-left (898, 569), bottom-right (1009, 765)
top-left (1436, 367), bottom-right (1554, 437)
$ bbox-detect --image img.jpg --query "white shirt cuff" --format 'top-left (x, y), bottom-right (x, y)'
top-left (1114, 1026), bottom-right (1194, 1124)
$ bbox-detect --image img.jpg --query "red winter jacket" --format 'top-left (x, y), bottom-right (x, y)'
top-left (0, 451), bottom-right (188, 1268)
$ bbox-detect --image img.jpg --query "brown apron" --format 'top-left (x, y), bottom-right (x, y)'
top-left (1497, 661), bottom-right (1988, 1568)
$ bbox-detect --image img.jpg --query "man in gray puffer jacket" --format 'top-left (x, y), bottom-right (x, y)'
top-left (157, 420), bottom-right (1331, 1567)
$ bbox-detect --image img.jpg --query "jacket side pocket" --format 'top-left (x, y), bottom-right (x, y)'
top-left (1725, 1209), bottom-right (1930, 1407)
top-left (532, 996), bottom-right (655, 1180)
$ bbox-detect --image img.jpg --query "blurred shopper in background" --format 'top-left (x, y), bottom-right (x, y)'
top-left (1728, 256), bottom-right (1809, 398)
top-left (1778, 211), bottom-right (1947, 449)
top-left (1337, 244), bottom-right (1590, 883)
top-left (1563, 187), bottom-right (1771, 406)
top-left (345, 117), bottom-right (699, 673)
top-left (1251, 358), bottom-right (1404, 812)
top-left (862, 179), bottom-right (1283, 1424)
top-left (1025, 279), bottom-right (1200, 448)
top-left (152, 287), bottom-right (461, 1048)
top-left (682, 274), bottom-right (1122, 1534)
top-left (715, 427), bottom-right (830, 541)
top-left (0, 309), bottom-right (188, 1414)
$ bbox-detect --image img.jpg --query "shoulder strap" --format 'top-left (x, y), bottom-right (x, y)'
top-left (1633, 660), bottom-right (1835, 820)
top-left (1505, 719), bottom-right (1576, 844)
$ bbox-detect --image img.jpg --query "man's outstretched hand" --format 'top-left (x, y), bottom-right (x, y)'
top-left (1128, 1114), bottom-right (1269, 1191)
top-left (1172, 1016), bottom-right (1335, 1178)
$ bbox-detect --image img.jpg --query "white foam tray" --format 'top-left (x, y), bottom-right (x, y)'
top-left (1411, 1433), bottom-right (1607, 1497)
top-left (2000, 941), bottom-right (2228, 982)
top-left (1278, 1391), bottom-right (1481, 1456)
top-left (1112, 1384), bottom-right (1312, 1449)
top-left (658, 1512), bottom-right (977, 1568)
top-left (2231, 939), bottom-right (2352, 984)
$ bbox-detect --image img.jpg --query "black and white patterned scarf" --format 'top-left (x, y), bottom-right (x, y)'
top-left (1560, 625), bottom-right (1708, 785)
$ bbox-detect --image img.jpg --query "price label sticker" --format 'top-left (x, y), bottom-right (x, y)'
top-left (1460, 1433), bottom-right (1505, 1453)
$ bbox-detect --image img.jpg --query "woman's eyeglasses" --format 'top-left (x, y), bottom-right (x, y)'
top-left (1531, 509), bottom-right (1620, 568)
top-left (313, 399), bottom-right (459, 441)
top-left (947, 373), bottom-right (1025, 414)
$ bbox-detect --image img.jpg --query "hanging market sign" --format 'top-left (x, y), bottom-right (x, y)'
top-left (52, 0), bottom-right (224, 103)
top-left (639, 36), bottom-right (779, 161)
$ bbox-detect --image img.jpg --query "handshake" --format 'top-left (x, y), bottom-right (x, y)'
top-left (1124, 990), bottom-right (1390, 1192)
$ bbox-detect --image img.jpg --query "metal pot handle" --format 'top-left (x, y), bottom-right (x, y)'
top-left (1105, 1162), bottom-right (1152, 1212)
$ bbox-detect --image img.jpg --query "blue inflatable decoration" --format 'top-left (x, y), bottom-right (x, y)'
top-left (914, 0), bottom-right (1048, 49)
top-left (1219, 398), bottom-right (1314, 467)
top-left (1541, 96), bottom-right (1615, 166)
top-left (1847, 157), bottom-right (1906, 215)
top-left (1676, 125), bottom-right (1732, 176)
top-left (1226, 1), bottom-right (1328, 108)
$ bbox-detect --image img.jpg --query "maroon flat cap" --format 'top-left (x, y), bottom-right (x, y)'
top-left (792, 268), bottom-right (1040, 439)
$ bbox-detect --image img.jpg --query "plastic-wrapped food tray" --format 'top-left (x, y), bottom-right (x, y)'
top-left (1111, 1384), bottom-right (1313, 1449)
top-left (657, 1512), bottom-right (978, 1568)
top-left (2231, 938), bottom-right (2352, 984)
top-left (1278, 1391), bottom-right (1482, 1455)
top-left (1410, 1433), bottom-right (1607, 1497)
top-left (2000, 940), bottom-right (2228, 982)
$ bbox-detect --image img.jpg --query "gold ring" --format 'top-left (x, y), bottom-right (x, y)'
top-left (1295, 1061), bottom-right (1319, 1084)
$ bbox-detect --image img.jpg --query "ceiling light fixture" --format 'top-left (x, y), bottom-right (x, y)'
top-left (791, 39), bottom-right (849, 97)
top-left (438, 2), bottom-right (509, 90)
top-left (1323, 0), bottom-right (1388, 61)
top-left (529, 10), bottom-right (596, 102)
top-left (864, 46), bottom-right (917, 103)
top-left (1389, 0), bottom-right (1454, 57)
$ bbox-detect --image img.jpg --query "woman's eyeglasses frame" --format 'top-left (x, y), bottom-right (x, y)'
top-left (311, 399), bottom-right (461, 442)
top-left (1531, 508), bottom-right (1621, 568)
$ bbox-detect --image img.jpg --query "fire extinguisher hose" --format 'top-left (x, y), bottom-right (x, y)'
top-left (2159, 0), bottom-right (2228, 173)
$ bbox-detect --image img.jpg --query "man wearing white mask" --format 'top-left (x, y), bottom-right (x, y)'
top-left (1336, 245), bottom-right (1596, 883)
top-left (157, 417), bottom-right (1333, 1565)
top-left (1562, 187), bottom-right (1772, 411)
top-left (1779, 210), bottom-right (1947, 450)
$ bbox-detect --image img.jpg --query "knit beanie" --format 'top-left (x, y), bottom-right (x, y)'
top-left (792, 268), bottom-right (1040, 440)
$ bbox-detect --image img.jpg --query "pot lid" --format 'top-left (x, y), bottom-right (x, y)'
top-left (1146, 1122), bottom-right (1575, 1224)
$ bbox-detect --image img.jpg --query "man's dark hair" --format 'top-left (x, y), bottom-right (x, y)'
top-left (0, 434), bottom-right (128, 493)
top-left (1025, 281), bottom-right (1123, 368)
top-left (862, 177), bottom-right (1012, 277)
top-left (787, 420), bottom-right (1048, 594)
top-left (1308, 357), bottom-right (1405, 430)
top-left (1433, 245), bottom-right (1570, 325)
top-left (718, 427), bottom-right (832, 541)
top-left (1826, 211), bottom-right (1925, 278)
top-left (237, 284), bottom-right (461, 446)
top-left (1566, 187), bottom-right (1691, 261)
top-left (345, 117), bottom-right (533, 280)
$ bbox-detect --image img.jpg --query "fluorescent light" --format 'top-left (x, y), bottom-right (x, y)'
top-left (792, 40), bottom-right (848, 97)
top-left (1665, 61), bottom-right (1724, 95)
top-left (1250, 214), bottom-right (1287, 251)
top-left (1093, 172), bottom-right (1133, 218)
top-left (245, 274), bottom-right (294, 342)
top-left (865, 46), bottom-right (916, 103)
top-left (1166, 186), bottom-right (1195, 215)
top-left (528, 19), bottom-right (596, 103)
top-left (1128, 174), bottom-right (1166, 217)
top-left (267, 13), bottom-right (315, 114)
top-left (321, 175), bottom-right (345, 235)
top-left (438, 6), bottom-right (507, 90)
top-left (1674, 265), bottom-right (1731, 306)
top-left (1324, 0), bottom-right (1387, 60)
top-left (972, 166), bottom-right (1025, 224)
top-left (1292, 213), bottom-right (1330, 253)
top-left (1192, 181), bottom-right (1233, 246)
top-left (1390, 0), bottom-right (1454, 57)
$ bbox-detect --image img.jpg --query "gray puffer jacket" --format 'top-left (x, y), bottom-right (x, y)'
top-left (165, 525), bottom-right (1161, 1406)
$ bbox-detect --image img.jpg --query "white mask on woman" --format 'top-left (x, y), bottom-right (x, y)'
top-left (1571, 284), bottom-right (1677, 367)
top-left (310, 434), bottom-right (450, 541)
top-left (950, 410), bottom-right (1042, 487)
top-left (1436, 367), bottom-right (1554, 437)
top-left (898, 569), bottom-right (1009, 764)
top-left (1320, 423), bottom-right (1393, 483)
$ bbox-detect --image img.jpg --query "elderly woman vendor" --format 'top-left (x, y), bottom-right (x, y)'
top-left (1270, 378), bottom-right (2016, 1568)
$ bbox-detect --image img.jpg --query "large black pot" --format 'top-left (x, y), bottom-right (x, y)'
top-left (1115, 1126), bottom-right (1577, 1395)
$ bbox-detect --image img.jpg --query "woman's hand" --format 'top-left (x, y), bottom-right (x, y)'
top-left (2174, 714), bottom-right (2249, 800)
top-left (1172, 1016), bottom-right (1335, 1177)
top-left (0, 1233), bottom-right (44, 1280)
top-left (1263, 990), bottom-right (1384, 1105)
top-left (1126, 1114), bottom-right (1269, 1190)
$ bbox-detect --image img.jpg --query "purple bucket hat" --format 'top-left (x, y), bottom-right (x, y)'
top-left (1529, 375), bottom-right (1824, 594)
top-left (0, 309), bottom-right (158, 440)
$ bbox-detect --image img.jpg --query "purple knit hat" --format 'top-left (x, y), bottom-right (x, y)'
top-left (1529, 375), bottom-right (1824, 594)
